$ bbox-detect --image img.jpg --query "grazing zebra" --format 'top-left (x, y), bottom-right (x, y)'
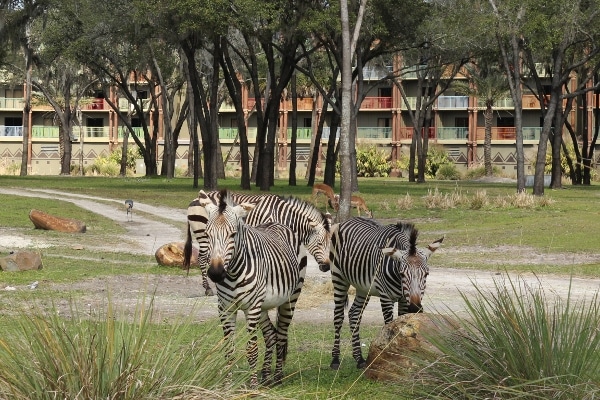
top-left (198, 189), bottom-right (307, 387)
top-left (184, 191), bottom-right (336, 295)
top-left (328, 217), bottom-right (443, 370)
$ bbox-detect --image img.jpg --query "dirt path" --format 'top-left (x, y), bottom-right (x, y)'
top-left (1, 187), bottom-right (599, 326)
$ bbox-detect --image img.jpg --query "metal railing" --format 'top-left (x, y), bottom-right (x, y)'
top-left (357, 127), bottom-right (392, 139)
top-left (0, 126), bottom-right (23, 136)
top-left (361, 97), bottom-right (392, 109)
top-left (437, 96), bottom-right (469, 109)
top-left (0, 97), bottom-right (24, 109)
top-left (436, 127), bottom-right (468, 140)
top-left (286, 127), bottom-right (312, 140)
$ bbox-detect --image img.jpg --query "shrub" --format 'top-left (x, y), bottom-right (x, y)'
top-left (87, 148), bottom-right (139, 176)
top-left (426, 145), bottom-right (451, 178)
top-left (414, 277), bottom-right (600, 399)
top-left (464, 165), bottom-right (503, 180)
top-left (356, 145), bottom-right (392, 177)
top-left (435, 163), bottom-right (461, 180)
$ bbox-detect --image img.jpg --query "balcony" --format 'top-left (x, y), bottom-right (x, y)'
top-left (286, 127), bottom-right (312, 140)
top-left (322, 127), bottom-right (340, 141)
top-left (362, 65), bottom-right (393, 80)
top-left (478, 97), bottom-right (514, 109)
top-left (475, 127), bottom-right (542, 141)
top-left (357, 127), bottom-right (392, 139)
top-left (398, 127), bottom-right (435, 139)
top-left (436, 127), bottom-right (468, 140)
top-left (1, 126), bottom-right (23, 137)
top-left (437, 96), bottom-right (469, 109)
top-left (361, 97), bottom-right (392, 110)
top-left (80, 98), bottom-right (108, 110)
top-left (0, 97), bottom-right (24, 110)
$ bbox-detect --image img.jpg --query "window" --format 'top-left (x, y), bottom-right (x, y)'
top-left (497, 117), bottom-right (514, 127)
top-left (5, 117), bottom-right (22, 126)
top-left (379, 87), bottom-right (392, 97)
top-left (303, 118), bottom-right (312, 128)
top-left (455, 117), bottom-right (468, 127)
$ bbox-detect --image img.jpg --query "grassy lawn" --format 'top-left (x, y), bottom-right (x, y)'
top-left (0, 175), bottom-right (599, 398)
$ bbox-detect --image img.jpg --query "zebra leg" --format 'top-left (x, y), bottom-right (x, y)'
top-left (331, 280), bottom-right (350, 370)
top-left (259, 312), bottom-right (277, 385)
top-left (218, 303), bottom-right (237, 383)
top-left (380, 297), bottom-right (396, 324)
top-left (243, 307), bottom-right (262, 388)
top-left (348, 294), bottom-right (370, 369)
top-left (200, 268), bottom-right (214, 296)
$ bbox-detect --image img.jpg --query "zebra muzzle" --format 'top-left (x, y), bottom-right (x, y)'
top-left (318, 262), bottom-right (331, 272)
top-left (407, 302), bottom-right (423, 313)
top-left (208, 261), bottom-right (227, 283)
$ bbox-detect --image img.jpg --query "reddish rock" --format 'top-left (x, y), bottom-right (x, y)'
top-left (155, 242), bottom-right (199, 268)
top-left (364, 313), bottom-right (451, 382)
top-left (29, 209), bottom-right (86, 233)
top-left (0, 251), bottom-right (43, 272)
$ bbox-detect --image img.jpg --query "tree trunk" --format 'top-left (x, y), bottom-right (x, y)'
top-left (338, 0), bottom-right (352, 222)
top-left (20, 49), bottom-right (32, 176)
top-left (289, 74), bottom-right (297, 186)
top-left (324, 110), bottom-right (341, 187)
top-left (484, 106), bottom-right (493, 176)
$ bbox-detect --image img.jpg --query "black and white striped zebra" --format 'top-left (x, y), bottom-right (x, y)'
top-left (184, 191), bottom-right (278, 295)
top-left (184, 191), bottom-right (336, 295)
top-left (198, 189), bottom-right (307, 387)
top-left (328, 217), bottom-right (443, 370)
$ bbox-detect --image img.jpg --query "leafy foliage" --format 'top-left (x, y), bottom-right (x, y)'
top-left (87, 148), bottom-right (139, 176)
top-left (425, 145), bottom-right (451, 178)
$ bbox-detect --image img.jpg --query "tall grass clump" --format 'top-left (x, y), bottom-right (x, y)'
top-left (0, 297), bottom-right (256, 400)
top-left (412, 277), bottom-right (600, 399)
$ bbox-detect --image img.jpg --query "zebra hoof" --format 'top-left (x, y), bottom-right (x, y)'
top-left (330, 358), bottom-right (340, 370)
top-left (356, 358), bottom-right (366, 369)
top-left (205, 288), bottom-right (215, 296)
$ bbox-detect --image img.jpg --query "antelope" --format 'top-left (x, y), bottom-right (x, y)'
top-left (351, 195), bottom-right (372, 218)
top-left (312, 183), bottom-right (338, 212)
top-left (331, 194), bottom-right (372, 218)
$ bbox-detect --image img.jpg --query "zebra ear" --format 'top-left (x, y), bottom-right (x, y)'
top-left (381, 246), bottom-right (402, 260)
top-left (198, 190), bottom-right (212, 206)
top-left (423, 236), bottom-right (444, 257)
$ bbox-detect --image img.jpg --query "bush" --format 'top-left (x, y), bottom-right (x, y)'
top-left (435, 163), bottom-right (461, 180)
top-left (426, 145), bottom-right (451, 178)
top-left (356, 145), bottom-right (392, 177)
top-left (87, 148), bottom-right (139, 176)
top-left (413, 277), bottom-right (600, 399)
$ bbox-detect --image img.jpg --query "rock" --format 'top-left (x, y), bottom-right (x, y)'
top-left (0, 251), bottom-right (43, 272)
top-left (29, 209), bottom-right (86, 233)
top-left (155, 242), bottom-right (199, 268)
top-left (364, 313), bottom-right (450, 382)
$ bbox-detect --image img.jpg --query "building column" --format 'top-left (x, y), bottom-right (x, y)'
top-left (278, 109), bottom-right (288, 171)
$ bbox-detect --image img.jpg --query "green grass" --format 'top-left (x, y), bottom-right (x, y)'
top-left (0, 175), bottom-right (599, 398)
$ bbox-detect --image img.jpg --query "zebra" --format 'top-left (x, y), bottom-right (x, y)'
top-left (184, 191), bottom-right (337, 295)
top-left (197, 189), bottom-right (307, 387)
top-left (184, 191), bottom-right (278, 295)
top-left (327, 217), bottom-right (443, 370)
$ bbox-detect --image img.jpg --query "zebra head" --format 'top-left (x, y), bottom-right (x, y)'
top-left (306, 213), bottom-right (338, 272)
top-left (198, 190), bottom-right (255, 283)
top-left (381, 230), bottom-right (444, 313)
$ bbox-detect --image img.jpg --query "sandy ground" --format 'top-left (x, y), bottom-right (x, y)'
top-left (1, 187), bottom-right (600, 327)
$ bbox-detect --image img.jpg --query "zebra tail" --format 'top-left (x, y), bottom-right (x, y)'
top-left (183, 222), bottom-right (192, 276)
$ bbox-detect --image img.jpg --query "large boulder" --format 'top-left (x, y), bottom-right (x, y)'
top-left (0, 251), bottom-right (43, 272)
top-left (29, 209), bottom-right (86, 233)
top-left (364, 313), bottom-right (449, 382)
top-left (155, 242), bottom-right (199, 268)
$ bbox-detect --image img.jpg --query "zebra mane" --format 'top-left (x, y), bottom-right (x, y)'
top-left (218, 189), bottom-right (228, 214)
top-left (395, 222), bottom-right (419, 256)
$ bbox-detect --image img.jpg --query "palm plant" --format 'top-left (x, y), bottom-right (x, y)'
top-left (453, 63), bottom-right (510, 176)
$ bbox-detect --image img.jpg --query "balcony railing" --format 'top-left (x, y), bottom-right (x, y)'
top-left (362, 65), bottom-right (393, 80)
top-left (118, 127), bottom-right (144, 138)
top-left (437, 96), bottom-right (469, 109)
top-left (322, 127), bottom-right (340, 140)
top-left (478, 97), bottom-right (514, 109)
top-left (0, 97), bottom-right (24, 109)
top-left (398, 127), bottom-right (435, 139)
top-left (80, 98), bottom-right (108, 110)
top-left (357, 127), bottom-right (392, 139)
top-left (32, 126), bottom-right (59, 138)
top-left (475, 127), bottom-right (542, 141)
top-left (436, 127), bottom-right (468, 140)
top-left (1, 126), bottom-right (23, 136)
top-left (361, 97), bottom-right (392, 109)
top-left (286, 127), bottom-right (312, 140)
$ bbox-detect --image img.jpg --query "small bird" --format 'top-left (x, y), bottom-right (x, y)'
top-left (125, 199), bottom-right (134, 221)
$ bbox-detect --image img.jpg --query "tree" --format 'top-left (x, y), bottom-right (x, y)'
top-left (453, 63), bottom-right (509, 176)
